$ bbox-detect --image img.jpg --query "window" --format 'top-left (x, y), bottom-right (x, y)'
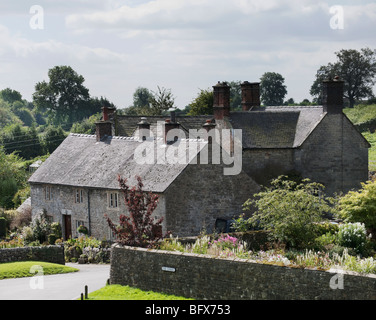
top-left (44, 186), bottom-right (52, 201)
top-left (76, 220), bottom-right (86, 230)
top-left (108, 192), bottom-right (119, 209)
top-left (75, 189), bottom-right (84, 203)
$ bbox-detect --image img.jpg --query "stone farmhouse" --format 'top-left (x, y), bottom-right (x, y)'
top-left (28, 78), bottom-right (370, 240)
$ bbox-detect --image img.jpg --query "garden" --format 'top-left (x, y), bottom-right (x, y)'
top-left (0, 208), bottom-right (111, 264)
top-left (2, 174), bottom-right (376, 277)
top-left (107, 175), bottom-right (376, 276)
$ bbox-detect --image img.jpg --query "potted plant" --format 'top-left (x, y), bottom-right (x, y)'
top-left (77, 225), bottom-right (88, 236)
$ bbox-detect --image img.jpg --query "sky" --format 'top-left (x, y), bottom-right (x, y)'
top-left (0, 0), bottom-right (375, 109)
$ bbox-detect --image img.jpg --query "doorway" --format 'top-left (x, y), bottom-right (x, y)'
top-left (63, 214), bottom-right (72, 240)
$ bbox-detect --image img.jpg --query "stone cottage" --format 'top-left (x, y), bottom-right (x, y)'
top-left (28, 77), bottom-right (370, 240)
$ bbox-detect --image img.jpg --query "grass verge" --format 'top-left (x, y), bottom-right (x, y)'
top-left (84, 284), bottom-right (193, 300)
top-left (0, 261), bottom-right (79, 280)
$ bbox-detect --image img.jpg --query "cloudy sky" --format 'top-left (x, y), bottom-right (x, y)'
top-left (0, 0), bottom-right (375, 109)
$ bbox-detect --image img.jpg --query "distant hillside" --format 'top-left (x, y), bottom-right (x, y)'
top-left (344, 104), bottom-right (376, 133)
top-left (345, 104), bottom-right (376, 171)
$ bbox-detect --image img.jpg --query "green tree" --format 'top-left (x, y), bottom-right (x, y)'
top-left (42, 126), bottom-right (67, 154)
top-left (310, 48), bottom-right (376, 108)
top-left (1, 124), bottom-right (43, 159)
top-left (33, 66), bottom-right (91, 125)
top-left (260, 72), bottom-right (287, 106)
top-left (228, 81), bottom-right (242, 110)
top-left (0, 146), bottom-right (28, 209)
top-left (242, 176), bottom-right (333, 248)
top-left (149, 86), bottom-right (175, 115)
top-left (187, 88), bottom-right (213, 115)
top-left (0, 88), bottom-right (22, 104)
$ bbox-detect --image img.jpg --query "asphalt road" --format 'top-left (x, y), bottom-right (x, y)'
top-left (0, 263), bottom-right (110, 300)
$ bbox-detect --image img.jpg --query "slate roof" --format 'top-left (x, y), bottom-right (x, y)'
top-left (28, 134), bottom-right (207, 192)
top-left (230, 106), bottom-right (325, 149)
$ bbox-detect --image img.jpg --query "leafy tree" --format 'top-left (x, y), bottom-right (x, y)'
top-left (1, 124), bottom-right (43, 159)
top-left (33, 66), bottom-right (91, 125)
top-left (310, 48), bottom-right (376, 108)
top-left (133, 87), bottom-right (153, 109)
top-left (149, 86), bottom-right (175, 115)
top-left (260, 72), bottom-right (287, 106)
top-left (0, 88), bottom-right (22, 104)
top-left (70, 113), bottom-right (101, 135)
top-left (0, 146), bottom-right (28, 209)
top-left (242, 176), bottom-right (334, 248)
top-left (14, 108), bottom-right (35, 127)
top-left (105, 175), bottom-right (164, 248)
top-left (228, 80), bottom-right (242, 110)
top-left (42, 125), bottom-right (67, 154)
top-left (188, 88), bottom-right (213, 115)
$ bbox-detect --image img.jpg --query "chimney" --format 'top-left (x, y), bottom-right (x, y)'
top-left (322, 76), bottom-right (344, 114)
top-left (164, 118), bottom-right (180, 144)
top-left (138, 117), bottom-right (151, 141)
top-left (95, 107), bottom-right (113, 141)
top-left (95, 121), bottom-right (112, 142)
top-left (213, 81), bottom-right (230, 120)
top-left (203, 119), bottom-right (216, 144)
top-left (241, 81), bottom-right (260, 111)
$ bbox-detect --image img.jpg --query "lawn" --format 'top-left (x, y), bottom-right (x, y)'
top-left (84, 284), bottom-right (193, 300)
top-left (0, 261), bottom-right (78, 280)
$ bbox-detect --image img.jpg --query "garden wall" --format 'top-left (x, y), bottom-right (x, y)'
top-left (0, 245), bottom-right (65, 265)
top-left (110, 245), bottom-right (376, 300)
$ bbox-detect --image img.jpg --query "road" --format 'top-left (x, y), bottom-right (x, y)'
top-left (0, 263), bottom-right (110, 300)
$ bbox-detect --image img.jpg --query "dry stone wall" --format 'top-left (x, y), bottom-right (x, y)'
top-left (110, 245), bottom-right (376, 300)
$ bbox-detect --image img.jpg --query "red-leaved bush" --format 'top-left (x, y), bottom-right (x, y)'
top-left (105, 175), bottom-right (164, 248)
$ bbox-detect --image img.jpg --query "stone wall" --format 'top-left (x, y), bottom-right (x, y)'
top-left (164, 150), bottom-right (260, 237)
top-left (0, 245), bottom-right (65, 265)
top-left (110, 245), bottom-right (376, 300)
top-left (30, 184), bottom-right (167, 240)
top-left (300, 113), bottom-right (369, 195)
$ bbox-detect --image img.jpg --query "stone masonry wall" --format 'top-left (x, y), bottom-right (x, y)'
top-left (0, 245), bottom-right (65, 265)
top-left (110, 245), bottom-right (376, 300)
top-left (30, 184), bottom-right (167, 240)
top-left (164, 150), bottom-right (260, 237)
top-left (300, 113), bottom-right (369, 195)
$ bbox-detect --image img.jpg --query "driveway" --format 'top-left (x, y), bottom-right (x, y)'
top-left (0, 263), bottom-right (110, 300)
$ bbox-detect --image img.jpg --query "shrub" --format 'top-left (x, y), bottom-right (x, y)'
top-left (9, 207), bottom-right (32, 231)
top-left (105, 175), bottom-right (164, 248)
top-left (29, 211), bottom-right (51, 244)
top-left (243, 176), bottom-right (335, 249)
top-left (77, 225), bottom-right (88, 235)
top-left (337, 222), bottom-right (368, 253)
top-left (337, 180), bottom-right (376, 233)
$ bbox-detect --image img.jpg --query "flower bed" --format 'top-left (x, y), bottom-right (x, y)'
top-left (160, 234), bottom-right (376, 275)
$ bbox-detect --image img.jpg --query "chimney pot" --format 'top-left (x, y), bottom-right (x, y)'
top-left (164, 120), bottom-right (180, 144)
top-left (102, 106), bottom-right (109, 121)
top-left (138, 117), bottom-right (150, 141)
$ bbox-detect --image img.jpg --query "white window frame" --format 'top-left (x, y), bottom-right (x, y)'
top-left (75, 189), bottom-right (84, 204)
top-left (44, 186), bottom-right (52, 201)
top-left (108, 192), bottom-right (119, 209)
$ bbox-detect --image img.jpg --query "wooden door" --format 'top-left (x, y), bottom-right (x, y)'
top-left (63, 215), bottom-right (72, 240)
